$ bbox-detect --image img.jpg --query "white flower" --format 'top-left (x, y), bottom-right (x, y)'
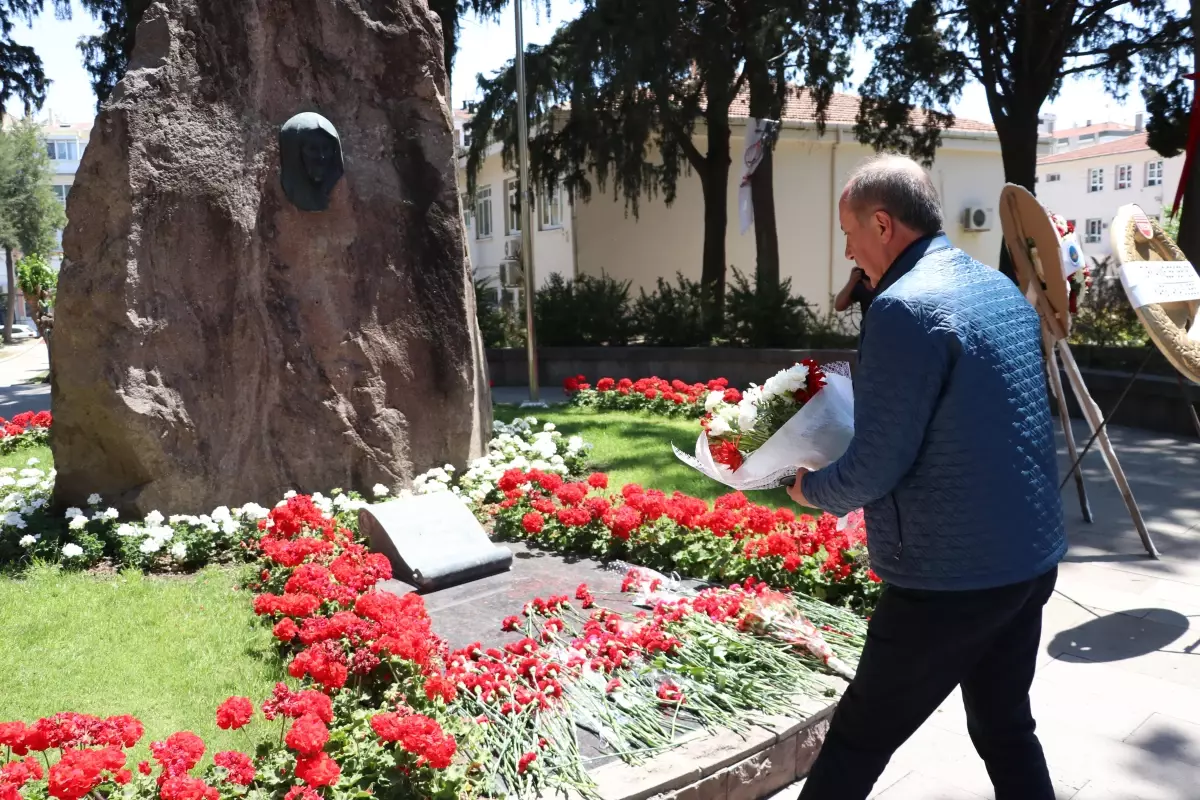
top-left (139, 538), bottom-right (162, 554)
top-left (737, 400), bottom-right (759, 432)
top-left (61, 543), bottom-right (84, 558)
top-left (0, 477), bottom-right (14, 488)
top-left (238, 503), bottom-right (269, 520)
top-left (116, 524), bottom-right (138, 537)
top-left (30, 498), bottom-right (45, 510)
top-left (211, 506), bottom-right (232, 521)
top-left (284, 490), bottom-right (297, 499)
top-left (333, 494), bottom-right (352, 510)
top-left (4, 512), bottom-right (26, 529)
top-left (708, 415), bottom-right (731, 437)
top-left (64, 507), bottom-right (84, 520)
top-left (19, 469), bottom-right (42, 479)
top-left (567, 436), bottom-right (585, 453)
top-left (170, 542), bottom-right (188, 560)
top-left (87, 493), bottom-right (103, 507)
top-left (69, 515), bottom-right (89, 530)
top-left (102, 508), bottom-right (120, 521)
top-left (543, 422), bottom-right (556, 432)
top-left (705, 390), bottom-right (726, 412)
top-left (145, 510), bottom-right (165, 526)
top-left (16, 477), bottom-right (38, 488)
top-left (25, 458), bottom-right (38, 466)
top-left (372, 483), bottom-right (390, 498)
top-left (18, 534), bottom-right (35, 547)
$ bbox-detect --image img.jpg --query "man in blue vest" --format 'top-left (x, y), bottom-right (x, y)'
top-left (788, 155), bottom-right (1066, 800)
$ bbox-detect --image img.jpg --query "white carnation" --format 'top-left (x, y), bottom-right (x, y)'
top-left (145, 510), bottom-right (165, 526)
top-left (116, 524), bottom-right (138, 537)
top-left (708, 415), bottom-right (731, 437)
top-left (170, 542), bottom-right (188, 560)
top-left (372, 484), bottom-right (390, 498)
top-left (87, 493), bottom-right (103, 507)
top-left (64, 507), bottom-right (84, 519)
top-left (102, 508), bottom-right (120, 521)
top-left (737, 400), bottom-right (759, 432)
top-left (18, 534), bottom-right (35, 547)
top-left (61, 543), bottom-right (84, 558)
top-left (25, 458), bottom-right (38, 466)
top-left (211, 506), bottom-right (232, 521)
top-left (68, 515), bottom-right (89, 530)
top-left (139, 538), bottom-right (162, 554)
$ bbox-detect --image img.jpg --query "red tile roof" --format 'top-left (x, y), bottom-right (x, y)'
top-left (728, 87), bottom-right (995, 132)
top-left (1038, 132), bottom-right (1156, 165)
top-left (1053, 122), bottom-right (1134, 139)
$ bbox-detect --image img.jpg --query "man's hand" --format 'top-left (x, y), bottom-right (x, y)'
top-left (786, 468), bottom-right (812, 507)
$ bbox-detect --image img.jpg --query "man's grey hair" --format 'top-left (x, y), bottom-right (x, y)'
top-left (843, 154), bottom-right (943, 236)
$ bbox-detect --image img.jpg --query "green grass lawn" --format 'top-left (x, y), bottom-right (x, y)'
top-left (0, 442), bottom-right (52, 471)
top-left (494, 404), bottom-right (795, 509)
top-left (0, 563), bottom-right (283, 759)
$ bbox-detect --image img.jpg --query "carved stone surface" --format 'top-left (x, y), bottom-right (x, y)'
top-left (50, 0), bottom-right (491, 515)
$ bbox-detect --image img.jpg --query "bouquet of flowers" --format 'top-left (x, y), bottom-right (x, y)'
top-left (673, 359), bottom-right (854, 490)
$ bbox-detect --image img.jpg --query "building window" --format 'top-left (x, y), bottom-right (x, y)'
top-left (45, 140), bottom-right (77, 161)
top-left (504, 179), bottom-right (521, 235)
top-left (1146, 160), bottom-right (1163, 187)
top-left (1045, 173), bottom-right (1061, 182)
top-left (538, 184), bottom-right (563, 230)
top-left (474, 185), bottom-right (493, 239)
top-left (1088, 168), bottom-right (1104, 193)
top-left (1085, 218), bottom-right (1103, 244)
top-left (1116, 164), bottom-right (1133, 190)
top-left (50, 184), bottom-right (69, 204)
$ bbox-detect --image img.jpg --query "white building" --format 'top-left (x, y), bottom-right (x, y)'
top-left (0, 111), bottom-right (91, 322)
top-left (461, 90), bottom-right (1042, 314)
top-left (1035, 131), bottom-right (1177, 261)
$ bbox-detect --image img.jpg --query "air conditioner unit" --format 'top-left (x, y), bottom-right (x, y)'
top-left (962, 207), bottom-right (994, 232)
top-left (500, 260), bottom-right (525, 288)
top-left (503, 238), bottom-right (523, 260)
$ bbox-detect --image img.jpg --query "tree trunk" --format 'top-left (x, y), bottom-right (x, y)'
top-left (750, 147), bottom-right (780, 292)
top-left (995, 110), bottom-right (1042, 284)
top-left (1177, 0), bottom-right (1200, 269)
top-left (700, 116), bottom-right (732, 335)
top-left (4, 248), bottom-right (13, 345)
top-left (746, 53), bottom-right (781, 293)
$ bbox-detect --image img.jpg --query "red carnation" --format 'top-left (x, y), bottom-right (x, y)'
top-left (215, 697), bottom-right (254, 731)
top-left (518, 752), bottom-right (537, 773)
top-left (214, 752), bottom-right (255, 786)
top-left (159, 776), bottom-right (219, 800)
top-left (521, 512), bottom-right (544, 534)
top-left (285, 715), bottom-right (329, 757)
top-left (587, 473), bottom-right (608, 489)
top-left (294, 752), bottom-right (340, 788)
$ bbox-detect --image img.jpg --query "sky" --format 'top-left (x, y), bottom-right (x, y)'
top-left (9, 0), bottom-right (1170, 132)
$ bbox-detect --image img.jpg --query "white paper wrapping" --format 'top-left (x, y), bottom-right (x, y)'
top-left (673, 367), bottom-right (855, 491)
top-left (1119, 260), bottom-right (1200, 309)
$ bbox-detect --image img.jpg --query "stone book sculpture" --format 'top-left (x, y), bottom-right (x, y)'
top-left (359, 494), bottom-right (513, 591)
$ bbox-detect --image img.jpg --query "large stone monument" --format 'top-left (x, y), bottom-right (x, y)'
top-left (51, 0), bottom-right (491, 514)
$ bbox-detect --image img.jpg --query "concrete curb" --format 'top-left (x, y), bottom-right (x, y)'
top-left (549, 693), bottom-right (839, 800)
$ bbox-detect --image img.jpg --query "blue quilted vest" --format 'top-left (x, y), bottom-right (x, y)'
top-left (804, 235), bottom-right (1067, 591)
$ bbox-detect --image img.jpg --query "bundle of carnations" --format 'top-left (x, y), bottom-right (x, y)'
top-left (675, 360), bottom-right (854, 490)
top-left (0, 410), bottom-right (51, 453)
top-left (563, 375), bottom-right (736, 419)
top-left (460, 574), bottom-right (864, 796)
top-left (489, 469), bottom-right (881, 612)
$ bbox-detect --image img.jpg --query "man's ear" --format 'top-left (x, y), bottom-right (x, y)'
top-left (873, 209), bottom-right (893, 244)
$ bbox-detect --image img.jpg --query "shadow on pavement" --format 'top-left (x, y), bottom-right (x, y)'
top-left (0, 382), bottom-right (50, 416)
top-left (1048, 606), bottom-right (1191, 662)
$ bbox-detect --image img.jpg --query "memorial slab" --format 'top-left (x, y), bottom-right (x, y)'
top-left (360, 494), bottom-right (512, 591)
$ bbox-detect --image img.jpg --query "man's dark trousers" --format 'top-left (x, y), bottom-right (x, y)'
top-left (798, 567), bottom-right (1058, 800)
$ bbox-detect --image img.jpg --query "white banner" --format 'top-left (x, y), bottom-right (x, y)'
top-left (738, 119), bottom-right (765, 234)
top-left (1119, 260), bottom-right (1200, 309)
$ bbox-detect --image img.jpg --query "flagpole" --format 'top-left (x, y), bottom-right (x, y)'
top-left (513, 0), bottom-right (541, 405)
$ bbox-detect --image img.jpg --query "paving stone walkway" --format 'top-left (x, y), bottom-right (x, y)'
top-left (773, 420), bottom-right (1200, 800)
